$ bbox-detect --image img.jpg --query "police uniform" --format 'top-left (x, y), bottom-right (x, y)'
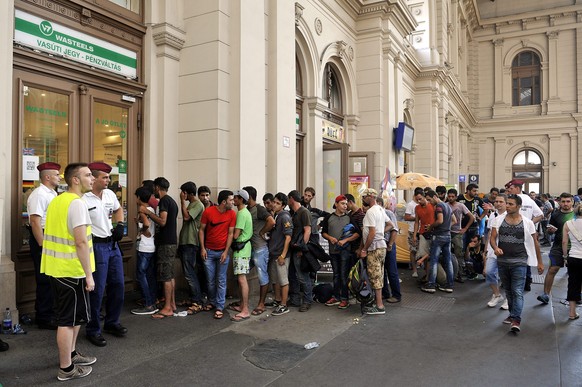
top-left (83, 162), bottom-right (126, 345)
top-left (27, 162), bottom-right (59, 328)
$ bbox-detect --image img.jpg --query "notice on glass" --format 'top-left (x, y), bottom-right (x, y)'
top-left (118, 173), bottom-right (127, 188)
top-left (23, 155), bottom-right (39, 180)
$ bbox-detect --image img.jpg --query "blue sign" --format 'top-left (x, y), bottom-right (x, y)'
top-left (459, 175), bottom-right (466, 183)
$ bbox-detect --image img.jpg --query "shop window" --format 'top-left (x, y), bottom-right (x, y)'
top-left (512, 51), bottom-right (541, 106)
top-left (93, 101), bottom-right (129, 233)
top-left (21, 86), bottom-right (69, 246)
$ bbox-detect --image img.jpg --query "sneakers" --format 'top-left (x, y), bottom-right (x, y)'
top-left (487, 294), bottom-right (503, 308)
top-left (272, 305), bottom-right (289, 316)
top-left (500, 299), bottom-right (509, 310)
top-left (72, 351), bottom-right (96, 366)
top-left (299, 303), bottom-right (312, 312)
top-left (338, 300), bottom-right (350, 309)
top-left (325, 297), bottom-right (340, 306)
top-left (537, 293), bottom-right (550, 304)
top-left (131, 305), bottom-right (159, 315)
top-left (502, 316), bottom-right (513, 324)
top-left (364, 305), bottom-right (386, 315)
top-left (57, 364), bottom-right (92, 381)
top-left (510, 320), bottom-right (521, 332)
top-left (437, 285), bottom-right (453, 293)
top-left (412, 272), bottom-right (419, 278)
top-left (421, 285), bottom-right (436, 294)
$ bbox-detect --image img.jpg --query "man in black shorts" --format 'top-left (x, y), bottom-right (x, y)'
top-left (41, 163), bottom-right (97, 381)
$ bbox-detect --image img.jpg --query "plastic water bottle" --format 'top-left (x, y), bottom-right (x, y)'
top-left (3, 308), bottom-right (12, 334)
top-left (304, 342), bottom-right (319, 350)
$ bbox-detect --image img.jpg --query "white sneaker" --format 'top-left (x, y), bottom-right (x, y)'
top-left (487, 294), bottom-right (503, 308)
top-left (500, 299), bottom-right (509, 310)
top-left (412, 272), bottom-right (419, 278)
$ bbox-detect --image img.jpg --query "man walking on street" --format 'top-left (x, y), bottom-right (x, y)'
top-left (42, 163), bottom-right (96, 381)
top-left (490, 195), bottom-right (544, 332)
top-left (27, 162), bottom-right (61, 330)
top-left (84, 162), bottom-right (127, 347)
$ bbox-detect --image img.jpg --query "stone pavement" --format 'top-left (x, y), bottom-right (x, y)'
top-left (1, 247), bottom-right (581, 386)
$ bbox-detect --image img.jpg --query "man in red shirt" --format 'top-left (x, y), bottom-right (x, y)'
top-left (199, 190), bottom-right (236, 319)
top-left (413, 191), bottom-right (435, 265)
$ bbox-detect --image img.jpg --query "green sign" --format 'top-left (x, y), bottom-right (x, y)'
top-left (118, 160), bottom-right (127, 174)
top-left (14, 10), bottom-right (137, 79)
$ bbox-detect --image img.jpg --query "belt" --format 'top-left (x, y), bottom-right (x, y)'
top-left (92, 235), bottom-right (113, 243)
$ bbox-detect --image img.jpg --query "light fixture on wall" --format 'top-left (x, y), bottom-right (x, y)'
top-left (551, 161), bottom-right (557, 166)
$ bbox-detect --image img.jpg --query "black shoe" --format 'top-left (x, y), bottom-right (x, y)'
top-left (455, 276), bottom-right (465, 283)
top-left (103, 324), bottom-right (128, 337)
top-left (524, 281), bottom-right (532, 292)
top-left (37, 321), bottom-right (58, 330)
top-left (86, 334), bottom-right (107, 347)
top-left (0, 339), bottom-right (9, 352)
top-left (288, 301), bottom-right (301, 308)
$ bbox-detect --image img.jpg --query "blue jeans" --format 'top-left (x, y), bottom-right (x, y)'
top-left (382, 246), bottom-right (401, 300)
top-left (485, 256), bottom-right (499, 286)
top-left (86, 242), bottom-right (125, 336)
top-left (179, 244), bottom-right (202, 304)
top-left (498, 264), bottom-right (527, 322)
top-left (204, 249), bottom-right (230, 311)
top-left (428, 234), bottom-right (454, 288)
top-left (136, 251), bottom-right (157, 307)
top-left (292, 252), bottom-right (313, 305)
top-left (30, 235), bottom-right (54, 324)
top-left (251, 245), bottom-right (270, 287)
top-left (330, 249), bottom-right (351, 301)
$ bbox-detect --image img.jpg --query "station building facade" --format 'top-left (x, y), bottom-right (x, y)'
top-left (1, 0), bottom-right (581, 319)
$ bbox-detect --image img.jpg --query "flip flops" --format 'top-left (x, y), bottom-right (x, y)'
top-left (151, 312), bottom-right (173, 319)
top-left (569, 313), bottom-right (580, 320)
top-left (187, 303), bottom-right (203, 315)
top-left (251, 308), bottom-right (265, 316)
top-left (230, 314), bottom-right (250, 322)
top-left (213, 310), bottom-right (224, 319)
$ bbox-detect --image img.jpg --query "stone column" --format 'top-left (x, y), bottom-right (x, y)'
top-left (492, 39), bottom-right (509, 117)
top-left (547, 134), bottom-right (561, 190)
top-left (570, 132), bottom-right (578, 193)
top-left (546, 31), bottom-right (561, 114)
top-left (494, 137), bottom-right (507, 184)
top-left (266, 0), bottom-right (295, 194)
top-left (304, 97), bottom-right (327, 203)
top-left (0, 0), bottom-right (15, 315)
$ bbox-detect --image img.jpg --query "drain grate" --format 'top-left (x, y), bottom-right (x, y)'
top-left (532, 274), bottom-right (545, 284)
top-left (399, 292), bottom-right (456, 313)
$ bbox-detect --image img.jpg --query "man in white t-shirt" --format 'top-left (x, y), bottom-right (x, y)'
top-left (359, 188), bottom-right (393, 315)
top-left (83, 162), bottom-right (127, 347)
top-left (27, 162), bottom-right (61, 329)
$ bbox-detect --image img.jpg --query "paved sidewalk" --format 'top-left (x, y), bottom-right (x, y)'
top-left (1, 248), bottom-right (580, 386)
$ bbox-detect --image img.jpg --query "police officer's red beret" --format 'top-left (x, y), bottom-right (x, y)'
top-left (37, 162), bottom-right (61, 172)
top-left (88, 162), bottom-right (112, 173)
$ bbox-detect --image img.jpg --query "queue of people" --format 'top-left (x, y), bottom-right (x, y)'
top-left (19, 160), bottom-right (582, 381)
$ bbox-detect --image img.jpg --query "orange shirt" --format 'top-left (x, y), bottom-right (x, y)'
top-left (415, 203), bottom-right (435, 234)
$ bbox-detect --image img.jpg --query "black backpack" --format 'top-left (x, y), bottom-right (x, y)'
top-left (348, 259), bottom-right (375, 310)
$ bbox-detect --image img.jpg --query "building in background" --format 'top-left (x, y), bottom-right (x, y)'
top-left (1, 0), bottom-right (581, 320)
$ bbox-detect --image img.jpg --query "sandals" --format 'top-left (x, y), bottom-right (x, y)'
top-left (251, 308), bottom-right (265, 316)
top-left (214, 310), bottom-right (224, 319)
top-left (202, 304), bottom-right (215, 312)
top-left (187, 303), bottom-right (203, 315)
top-left (569, 313), bottom-right (580, 320)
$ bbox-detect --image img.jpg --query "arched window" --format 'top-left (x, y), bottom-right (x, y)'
top-left (512, 149), bottom-right (543, 193)
top-left (322, 63), bottom-right (343, 125)
top-left (512, 51), bottom-right (541, 106)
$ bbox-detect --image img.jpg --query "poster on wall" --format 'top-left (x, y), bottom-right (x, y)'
top-left (23, 155), bottom-right (39, 181)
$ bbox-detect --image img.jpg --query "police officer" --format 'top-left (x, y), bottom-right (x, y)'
top-left (84, 162), bottom-right (127, 347)
top-left (27, 161), bottom-right (61, 330)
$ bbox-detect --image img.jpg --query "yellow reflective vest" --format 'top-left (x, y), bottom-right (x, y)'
top-left (41, 192), bottom-right (95, 277)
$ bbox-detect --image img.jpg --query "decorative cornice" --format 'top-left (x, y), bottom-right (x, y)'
top-left (546, 30), bottom-right (560, 40)
top-left (152, 23), bottom-right (185, 50)
top-left (295, 2), bottom-right (304, 26)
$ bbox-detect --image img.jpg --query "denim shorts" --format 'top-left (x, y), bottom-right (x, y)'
top-left (251, 245), bottom-right (270, 286)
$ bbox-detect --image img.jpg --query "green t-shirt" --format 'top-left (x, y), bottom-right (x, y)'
top-left (234, 207), bottom-right (253, 258)
top-left (179, 200), bottom-right (204, 246)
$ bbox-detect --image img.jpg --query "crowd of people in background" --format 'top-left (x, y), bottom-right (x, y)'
top-left (8, 160), bottom-right (582, 381)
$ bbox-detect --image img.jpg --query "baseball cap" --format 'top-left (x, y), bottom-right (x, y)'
top-left (234, 189), bottom-right (249, 202)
